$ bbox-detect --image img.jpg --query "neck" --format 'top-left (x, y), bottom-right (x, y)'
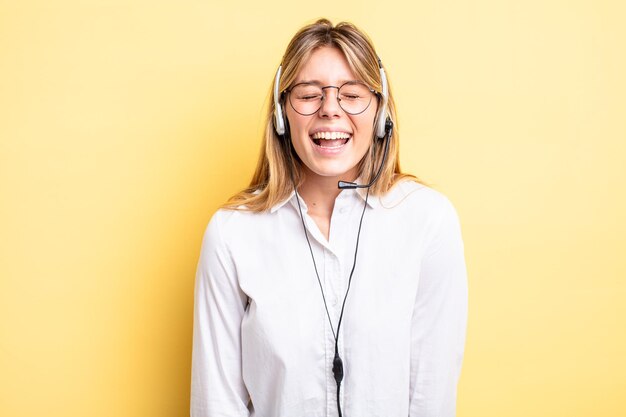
top-left (297, 167), bottom-right (357, 215)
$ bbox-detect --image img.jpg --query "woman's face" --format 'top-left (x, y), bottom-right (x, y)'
top-left (285, 46), bottom-right (378, 184)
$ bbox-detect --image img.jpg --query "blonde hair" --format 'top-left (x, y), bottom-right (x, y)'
top-left (224, 18), bottom-right (423, 211)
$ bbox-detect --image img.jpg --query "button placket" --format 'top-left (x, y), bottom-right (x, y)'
top-left (326, 203), bottom-right (347, 416)
top-left (332, 253), bottom-right (344, 322)
top-left (321, 249), bottom-right (335, 318)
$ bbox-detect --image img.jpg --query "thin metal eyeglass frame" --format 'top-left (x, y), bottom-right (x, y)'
top-left (285, 81), bottom-right (379, 116)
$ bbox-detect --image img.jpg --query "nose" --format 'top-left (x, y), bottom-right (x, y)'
top-left (318, 86), bottom-right (342, 118)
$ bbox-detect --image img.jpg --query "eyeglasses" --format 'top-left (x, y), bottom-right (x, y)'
top-left (285, 81), bottom-right (377, 116)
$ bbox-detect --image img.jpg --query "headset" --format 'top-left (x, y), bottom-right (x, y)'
top-left (271, 56), bottom-right (393, 417)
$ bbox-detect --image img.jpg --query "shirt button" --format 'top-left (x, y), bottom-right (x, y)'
top-left (332, 297), bottom-right (338, 306)
top-left (339, 207), bottom-right (347, 214)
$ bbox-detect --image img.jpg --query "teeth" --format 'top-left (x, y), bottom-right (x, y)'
top-left (319, 142), bottom-right (344, 149)
top-left (311, 131), bottom-right (351, 140)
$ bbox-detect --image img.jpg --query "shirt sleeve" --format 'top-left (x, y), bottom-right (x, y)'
top-left (190, 211), bottom-right (251, 417)
top-left (409, 197), bottom-right (468, 417)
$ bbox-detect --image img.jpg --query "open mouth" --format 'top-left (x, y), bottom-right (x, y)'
top-left (310, 131), bottom-right (352, 149)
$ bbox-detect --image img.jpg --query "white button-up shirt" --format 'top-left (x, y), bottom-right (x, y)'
top-left (191, 180), bottom-right (468, 417)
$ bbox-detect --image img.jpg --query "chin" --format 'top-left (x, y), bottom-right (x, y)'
top-left (305, 161), bottom-right (359, 180)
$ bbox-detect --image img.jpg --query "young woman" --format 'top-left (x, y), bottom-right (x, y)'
top-left (191, 19), bottom-right (468, 417)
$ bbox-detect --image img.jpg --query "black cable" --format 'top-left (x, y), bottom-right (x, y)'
top-left (292, 178), bottom-right (370, 417)
top-left (336, 186), bottom-right (369, 343)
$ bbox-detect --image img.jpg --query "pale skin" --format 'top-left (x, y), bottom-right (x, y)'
top-left (296, 170), bottom-right (342, 240)
top-left (285, 46), bottom-right (379, 240)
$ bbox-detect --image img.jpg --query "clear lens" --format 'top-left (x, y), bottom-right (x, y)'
top-left (289, 82), bottom-right (374, 115)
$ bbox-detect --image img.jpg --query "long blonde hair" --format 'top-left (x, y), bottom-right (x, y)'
top-left (224, 19), bottom-right (422, 211)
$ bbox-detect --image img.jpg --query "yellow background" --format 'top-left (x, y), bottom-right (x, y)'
top-left (1, 1), bottom-right (624, 416)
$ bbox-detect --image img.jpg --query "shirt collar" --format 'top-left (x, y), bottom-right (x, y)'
top-left (355, 186), bottom-right (380, 209)
top-left (270, 190), bottom-right (297, 213)
top-left (269, 182), bottom-right (379, 214)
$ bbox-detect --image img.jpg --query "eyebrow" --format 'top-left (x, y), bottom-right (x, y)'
top-left (294, 79), bottom-right (361, 86)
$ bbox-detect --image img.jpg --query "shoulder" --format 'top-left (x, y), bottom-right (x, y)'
top-left (380, 179), bottom-right (460, 220)
top-left (383, 181), bottom-right (465, 256)
top-left (202, 207), bottom-right (273, 247)
top-left (379, 180), bottom-right (464, 244)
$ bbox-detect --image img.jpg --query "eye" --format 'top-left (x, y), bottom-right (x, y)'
top-left (339, 82), bottom-right (371, 101)
top-left (341, 93), bottom-right (362, 100)
top-left (299, 94), bottom-right (322, 101)
top-left (291, 84), bottom-right (323, 101)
